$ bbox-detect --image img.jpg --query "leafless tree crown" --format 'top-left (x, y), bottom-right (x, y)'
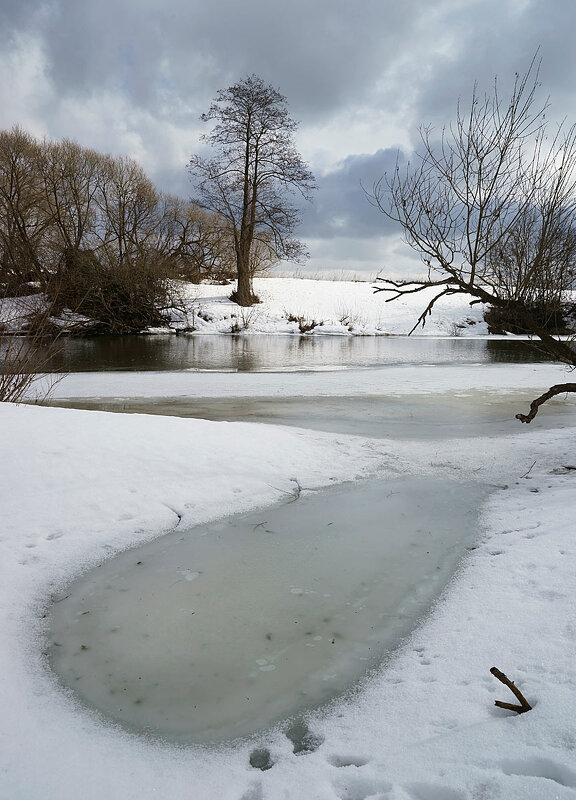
top-left (189, 75), bottom-right (316, 306)
top-left (370, 57), bottom-right (576, 420)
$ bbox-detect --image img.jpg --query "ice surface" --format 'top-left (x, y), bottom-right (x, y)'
top-left (48, 391), bottom-right (576, 440)
top-left (48, 476), bottom-right (487, 743)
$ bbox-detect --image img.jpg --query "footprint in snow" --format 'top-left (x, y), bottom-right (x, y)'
top-left (328, 754), bottom-right (370, 768)
top-left (501, 757), bottom-right (576, 788)
top-left (403, 783), bottom-right (465, 800)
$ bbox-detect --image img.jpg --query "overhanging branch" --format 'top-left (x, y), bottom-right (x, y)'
top-left (515, 382), bottom-right (576, 422)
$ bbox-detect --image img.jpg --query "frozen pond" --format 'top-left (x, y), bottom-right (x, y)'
top-left (48, 476), bottom-right (488, 743)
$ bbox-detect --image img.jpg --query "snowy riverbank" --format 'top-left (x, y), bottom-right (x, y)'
top-left (176, 277), bottom-right (490, 336)
top-left (3, 276), bottom-right (576, 798)
top-left (2, 356), bottom-right (576, 799)
top-left (1, 276), bottom-right (491, 337)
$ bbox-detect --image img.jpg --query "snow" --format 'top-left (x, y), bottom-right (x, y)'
top-left (44, 361), bottom-right (576, 401)
top-left (2, 276), bottom-right (491, 336)
top-left (2, 277), bottom-right (576, 799)
top-left (178, 277), bottom-right (490, 336)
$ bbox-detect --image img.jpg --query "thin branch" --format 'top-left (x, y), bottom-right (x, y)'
top-left (373, 276), bottom-right (454, 299)
top-left (519, 460), bottom-right (537, 478)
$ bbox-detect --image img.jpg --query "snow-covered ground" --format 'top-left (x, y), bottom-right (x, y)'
top-left (1, 277), bottom-right (490, 336)
top-left (2, 278), bottom-right (576, 799)
top-left (177, 277), bottom-right (489, 336)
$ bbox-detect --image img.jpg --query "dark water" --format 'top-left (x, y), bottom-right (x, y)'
top-left (6, 333), bottom-right (555, 372)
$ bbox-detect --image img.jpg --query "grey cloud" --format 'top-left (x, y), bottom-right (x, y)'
top-left (11, 0), bottom-right (436, 123)
top-left (5, 0), bottom-right (576, 140)
top-left (404, 0), bottom-right (576, 137)
top-left (300, 149), bottom-right (403, 240)
top-left (0, 0), bottom-right (43, 38)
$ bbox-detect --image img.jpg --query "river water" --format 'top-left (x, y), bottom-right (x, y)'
top-left (17, 332), bottom-right (554, 372)
top-left (40, 334), bottom-right (576, 436)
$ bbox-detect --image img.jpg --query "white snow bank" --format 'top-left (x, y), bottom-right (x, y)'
top-left (179, 277), bottom-right (490, 336)
top-left (44, 360), bottom-right (576, 402)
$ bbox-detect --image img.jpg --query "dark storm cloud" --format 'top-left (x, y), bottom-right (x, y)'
top-left (5, 0), bottom-right (435, 121)
top-left (300, 149), bottom-right (402, 240)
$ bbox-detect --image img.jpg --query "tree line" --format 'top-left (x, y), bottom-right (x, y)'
top-left (0, 126), bottom-right (276, 332)
top-left (1, 75), bottom-right (315, 333)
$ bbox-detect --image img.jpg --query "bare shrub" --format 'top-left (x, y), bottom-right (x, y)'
top-left (48, 249), bottom-right (183, 334)
top-left (0, 293), bottom-right (64, 403)
top-left (284, 311), bottom-right (323, 333)
top-left (484, 301), bottom-right (571, 335)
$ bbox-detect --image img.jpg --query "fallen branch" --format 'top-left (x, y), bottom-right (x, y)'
top-left (490, 666), bottom-right (532, 714)
top-left (516, 383), bottom-right (576, 423)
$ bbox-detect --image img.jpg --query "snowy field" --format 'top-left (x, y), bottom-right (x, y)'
top-left (176, 277), bottom-right (490, 336)
top-left (1, 277), bottom-right (490, 336)
top-left (2, 278), bottom-right (576, 799)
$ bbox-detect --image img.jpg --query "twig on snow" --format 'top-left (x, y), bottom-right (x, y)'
top-left (519, 460), bottom-right (537, 479)
top-left (490, 666), bottom-right (532, 714)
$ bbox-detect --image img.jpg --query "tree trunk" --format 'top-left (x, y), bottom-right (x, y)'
top-left (233, 245), bottom-right (258, 306)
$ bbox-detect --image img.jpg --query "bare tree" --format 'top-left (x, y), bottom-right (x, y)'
top-left (189, 75), bottom-right (316, 306)
top-left (37, 138), bottom-right (102, 269)
top-left (94, 154), bottom-right (161, 268)
top-left (370, 57), bottom-right (576, 421)
top-left (0, 127), bottom-right (52, 287)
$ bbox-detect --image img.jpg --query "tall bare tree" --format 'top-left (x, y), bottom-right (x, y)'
top-left (36, 138), bottom-right (102, 274)
top-left (189, 75), bottom-right (316, 305)
top-left (0, 127), bottom-right (51, 287)
top-left (370, 58), bottom-right (576, 422)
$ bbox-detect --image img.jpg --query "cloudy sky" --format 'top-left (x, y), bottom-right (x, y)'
top-left (1, 0), bottom-right (574, 277)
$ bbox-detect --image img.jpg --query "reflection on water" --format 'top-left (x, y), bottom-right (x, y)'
top-left (48, 476), bottom-right (486, 743)
top-left (10, 333), bottom-right (555, 373)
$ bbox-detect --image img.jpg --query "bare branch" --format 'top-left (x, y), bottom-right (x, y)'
top-left (515, 383), bottom-right (576, 423)
top-left (490, 666), bottom-right (532, 714)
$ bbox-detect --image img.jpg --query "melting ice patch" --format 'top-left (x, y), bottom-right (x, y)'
top-left (48, 476), bottom-right (488, 743)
